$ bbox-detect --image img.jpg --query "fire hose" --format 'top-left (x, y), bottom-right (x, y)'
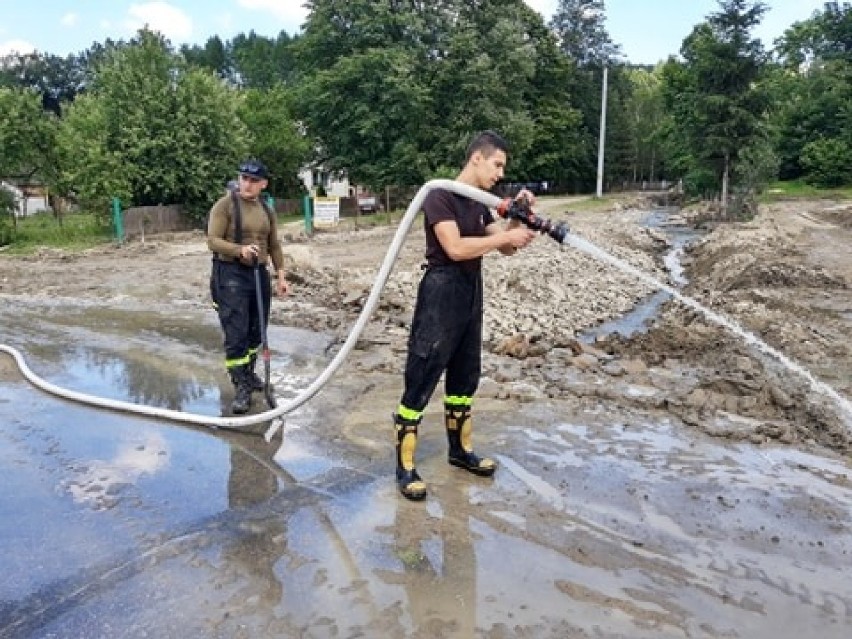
top-left (0, 180), bottom-right (566, 442)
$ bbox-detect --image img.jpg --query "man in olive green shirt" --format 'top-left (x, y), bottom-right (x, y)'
top-left (207, 159), bottom-right (290, 414)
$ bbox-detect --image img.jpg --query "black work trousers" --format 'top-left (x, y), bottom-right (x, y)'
top-left (211, 259), bottom-right (270, 368)
top-left (400, 265), bottom-right (483, 412)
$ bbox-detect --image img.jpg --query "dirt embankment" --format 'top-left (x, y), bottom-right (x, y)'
top-left (1, 195), bottom-right (850, 453)
top-left (600, 200), bottom-right (852, 452)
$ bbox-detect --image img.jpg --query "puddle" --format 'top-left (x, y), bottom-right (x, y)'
top-left (2, 277), bottom-right (851, 638)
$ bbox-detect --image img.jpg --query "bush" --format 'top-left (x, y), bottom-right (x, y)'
top-left (801, 138), bottom-right (852, 188)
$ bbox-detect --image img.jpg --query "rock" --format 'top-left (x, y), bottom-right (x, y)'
top-left (572, 353), bottom-right (600, 370)
top-left (769, 386), bottom-right (795, 409)
top-left (494, 334), bottom-right (531, 359)
top-left (602, 362), bottom-right (625, 376)
top-left (621, 359), bottom-right (648, 374)
top-left (685, 389), bottom-right (708, 409)
top-left (477, 377), bottom-right (501, 398)
top-left (508, 381), bottom-right (547, 402)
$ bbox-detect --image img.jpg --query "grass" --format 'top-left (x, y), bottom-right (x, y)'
top-left (761, 179), bottom-right (852, 201)
top-left (566, 194), bottom-right (615, 212)
top-left (1, 211), bottom-right (113, 254)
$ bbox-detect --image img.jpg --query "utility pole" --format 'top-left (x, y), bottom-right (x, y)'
top-left (596, 65), bottom-right (608, 198)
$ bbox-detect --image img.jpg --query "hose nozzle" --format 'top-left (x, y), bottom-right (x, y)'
top-left (496, 197), bottom-right (569, 244)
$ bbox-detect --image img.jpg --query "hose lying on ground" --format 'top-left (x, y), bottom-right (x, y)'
top-left (0, 180), bottom-right (503, 439)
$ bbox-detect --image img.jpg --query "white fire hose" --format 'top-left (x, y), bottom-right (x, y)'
top-left (4, 179), bottom-right (851, 437)
top-left (0, 180), bottom-right (503, 442)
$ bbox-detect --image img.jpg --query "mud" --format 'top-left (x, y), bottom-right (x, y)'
top-left (0, 194), bottom-right (851, 638)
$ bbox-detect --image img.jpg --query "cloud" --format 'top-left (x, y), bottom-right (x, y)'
top-left (60, 12), bottom-right (79, 28)
top-left (237, 0), bottom-right (308, 27)
top-left (524, 0), bottom-right (556, 17)
top-left (62, 434), bottom-right (170, 511)
top-left (124, 1), bottom-right (194, 42)
top-left (0, 39), bottom-right (37, 56)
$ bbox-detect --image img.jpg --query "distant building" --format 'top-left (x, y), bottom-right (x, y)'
top-left (298, 165), bottom-right (354, 198)
top-left (0, 180), bottom-right (50, 217)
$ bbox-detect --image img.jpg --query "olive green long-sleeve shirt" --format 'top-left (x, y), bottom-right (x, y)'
top-left (207, 193), bottom-right (285, 270)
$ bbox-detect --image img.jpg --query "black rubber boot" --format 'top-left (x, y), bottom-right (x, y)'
top-left (247, 355), bottom-right (265, 393)
top-left (445, 404), bottom-right (496, 477)
top-left (229, 365), bottom-right (253, 415)
top-left (394, 414), bottom-right (427, 501)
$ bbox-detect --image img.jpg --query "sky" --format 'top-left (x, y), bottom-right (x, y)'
top-left (0, 1), bottom-right (831, 65)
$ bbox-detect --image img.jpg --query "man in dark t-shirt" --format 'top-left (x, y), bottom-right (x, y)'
top-left (394, 131), bottom-right (537, 501)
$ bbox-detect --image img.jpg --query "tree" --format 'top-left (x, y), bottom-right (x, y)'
top-left (660, 1), bottom-right (771, 215)
top-left (56, 29), bottom-right (248, 220)
top-left (548, 1), bottom-right (635, 191)
top-left (0, 87), bottom-right (58, 231)
top-left (53, 93), bottom-right (131, 220)
top-left (772, 2), bottom-right (852, 184)
top-left (550, 0), bottom-right (619, 66)
top-left (0, 87), bottom-right (58, 185)
top-left (625, 66), bottom-right (666, 182)
top-left (238, 84), bottom-right (313, 197)
top-left (231, 30), bottom-right (300, 88)
top-left (0, 51), bottom-right (86, 114)
top-left (297, 0), bottom-right (585, 189)
top-left (775, 1), bottom-right (852, 67)
top-left (181, 35), bottom-right (229, 79)
top-left (0, 186), bottom-right (14, 245)
top-left (298, 46), bottom-right (433, 188)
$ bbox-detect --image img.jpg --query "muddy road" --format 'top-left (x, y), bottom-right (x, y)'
top-left (1, 194), bottom-right (851, 638)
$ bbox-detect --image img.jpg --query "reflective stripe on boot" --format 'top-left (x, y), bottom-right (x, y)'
top-left (445, 405), bottom-right (496, 477)
top-left (394, 414), bottom-right (427, 500)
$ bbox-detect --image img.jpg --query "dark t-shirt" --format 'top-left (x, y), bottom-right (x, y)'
top-left (423, 189), bottom-right (496, 271)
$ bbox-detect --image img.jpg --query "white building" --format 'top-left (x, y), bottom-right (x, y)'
top-left (0, 181), bottom-right (50, 217)
top-left (298, 166), bottom-right (354, 198)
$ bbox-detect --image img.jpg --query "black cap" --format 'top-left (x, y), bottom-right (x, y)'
top-left (239, 159), bottom-right (269, 180)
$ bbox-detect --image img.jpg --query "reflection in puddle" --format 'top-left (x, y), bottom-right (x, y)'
top-left (273, 438), bottom-right (335, 482)
top-left (62, 433), bottom-right (170, 510)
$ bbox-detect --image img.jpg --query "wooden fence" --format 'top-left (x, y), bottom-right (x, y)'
top-left (123, 204), bottom-right (191, 239)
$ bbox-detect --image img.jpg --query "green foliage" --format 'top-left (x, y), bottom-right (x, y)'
top-left (3, 0), bottom-right (851, 220)
top-left (172, 68), bottom-right (250, 219)
top-left (625, 66), bottom-right (667, 181)
top-left (0, 51), bottom-right (86, 110)
top-left (801, 137), bottom-right (852, 187)
top-left (550, 0), bottom-right (621, 66)
top-left (659, 1), bottom-right (771, 204)
top-left (181, 35), bottom-right (229, 79)
top-left (775, 1), bottom-right (852, 67)
top-left (297, 0), bottom-right (590, 189)
top-left (54, 93), bottom-right (131, 221)
top-left (0, 87), bottom-right (58, 181)
top-left (55, 29), bottom-right (249, 222)
top-left (771, 3), bottom-right (852, 185)
top-left (298, 46), bottom-right (432, 188)
top-left (231, 31), bottom-right (300, 88)
top-left (238, 84), bottom-right (312, 197)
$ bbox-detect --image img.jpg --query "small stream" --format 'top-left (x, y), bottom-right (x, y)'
top-left (580, 207), bottom-right (702, 343)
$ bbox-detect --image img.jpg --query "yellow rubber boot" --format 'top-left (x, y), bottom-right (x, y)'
top-left (445, 405), bottom-right (496, 477)
top-left (395, 414), bottom-right (427, 500)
